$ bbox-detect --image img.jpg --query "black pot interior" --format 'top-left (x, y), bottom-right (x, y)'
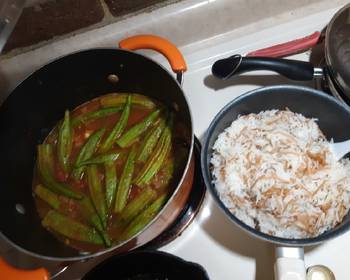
top-left (0, 49), bottom-right (192, 259)
top-left (82, 250), bottom-right (209, 279)
top-left (201, 85), bottom-right (350, 246)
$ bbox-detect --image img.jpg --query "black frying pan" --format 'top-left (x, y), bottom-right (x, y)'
top-left (201, 85), bottom-right (350, 279)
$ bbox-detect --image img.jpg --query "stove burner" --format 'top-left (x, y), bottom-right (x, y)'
top-left (139, 136), bottom-right (206, 250)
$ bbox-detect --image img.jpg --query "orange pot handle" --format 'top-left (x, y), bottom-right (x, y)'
top-left (0, 258), bottom-right (49, 280)
top-left (119, 35), bottom-right (187, 73)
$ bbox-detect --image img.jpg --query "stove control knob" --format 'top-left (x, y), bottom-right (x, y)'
top-left (306, 265), bottom-right (335, 280)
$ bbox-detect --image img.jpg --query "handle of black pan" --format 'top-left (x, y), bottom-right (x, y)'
top-left (211, 54), bottom-right (315, 81)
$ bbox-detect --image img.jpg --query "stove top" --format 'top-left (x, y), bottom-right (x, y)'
top-left (159, 6), bottom-right (350, 280)
top-left (1, 4), bottom-right (349, 280)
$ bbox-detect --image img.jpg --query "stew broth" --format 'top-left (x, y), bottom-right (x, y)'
top-left (32, 93), bottom-right (186, 252)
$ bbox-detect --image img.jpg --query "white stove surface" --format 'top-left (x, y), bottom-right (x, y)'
top-left (158, 6), bottom-right (348, 280)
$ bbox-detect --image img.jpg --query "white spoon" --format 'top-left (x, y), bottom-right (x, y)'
top-left (330, 139), bottom-right (350, 161)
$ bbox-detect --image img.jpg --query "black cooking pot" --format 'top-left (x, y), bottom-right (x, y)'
top-left (201, 85), bottom-right (350, 279)
top-left (0, 35), bottom-right (196, 278)
top-left (0, 250), bottom-right (210, 280)
top-left (83, 250), bottom-right (210, 280)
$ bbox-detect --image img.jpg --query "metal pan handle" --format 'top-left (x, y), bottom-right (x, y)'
top-left (274, 247), bottom-right (306, 280)
top-left (119, 34), bottom-right (187, 85)
top-left (212, 54), bottom-right (319, 81)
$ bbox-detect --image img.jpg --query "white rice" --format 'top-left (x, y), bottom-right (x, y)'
top-left (211, 110), bottom-right (350, 238)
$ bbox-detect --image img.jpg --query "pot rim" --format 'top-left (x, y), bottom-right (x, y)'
top-left (201, 84), bottom-right (350, 246)
top-left (0, 47), bottom-right (194, 262)
top-left (82, 249), bottom-right (210, 279)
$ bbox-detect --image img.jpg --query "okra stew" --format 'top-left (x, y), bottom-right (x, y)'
top-left (32, 93), bottom-right (187, 252)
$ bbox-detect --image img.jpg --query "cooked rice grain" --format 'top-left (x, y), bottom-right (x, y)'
top-left (211, 110), bottom-right (350, 238)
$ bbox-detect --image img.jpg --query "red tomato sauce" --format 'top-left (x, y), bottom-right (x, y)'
top-left (32, 93), bottom-right (187, 252)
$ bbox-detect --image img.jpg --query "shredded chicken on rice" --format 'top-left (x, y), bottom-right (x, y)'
top-left (211, 110), bottom-right (350, 238)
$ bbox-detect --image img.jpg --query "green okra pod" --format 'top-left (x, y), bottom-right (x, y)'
top-left (34, 185), bottom-right (111, 246)
top-left (100, 95), bottom-right (131, 153)
top-left (72, 106), bottom-right (123, 127)
top-left (140, 131), bottom-right (171, 185)
top-left (34, 184), bottom-right (61, 210)
top-left (80, 196), bottom-right (103, 232)
top-left (34, 185), bottom-right (112, 246)
top-left (114, 146), bottom-right (137, 213)
top-left (37, 144), bottom-right (82, 200)
top-left (80, 196), bottom-right (111, 247)
top-left (118, 188), bottom-right (157, 225)
top-left (57, 110), bottom-right (72, 173)
top-left (72, 128), bottom-right (105, 180)
top-left (117, 109), bottom-right (161, 148)
top-left (77, 151), bottom-right (120, 167)
top-left (158, 159), bottom-right (175, 188)
top-left (87, 165), bottom-right (107, 230)
top-left (105, 160), bottom-right (118, 210)
top-left (42, 210), bottom-right (104, 245)
top-left (121, 193), bottom-right (168, 240)
top-left (137, 117), bottom-right (166, 163)
top-left (100, 93), bottom-right (155, 110)
top-left (157, 147), bottom-right (187, 188)
top-left (134, 118), bottom-right (172, 187)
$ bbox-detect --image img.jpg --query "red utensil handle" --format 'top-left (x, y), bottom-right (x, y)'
top-left (119, 34), bottom-right (187, 73)
top-left (0, 258), bottom-right (49, 280)
top-left (246, 31), bottom-right (321, 58)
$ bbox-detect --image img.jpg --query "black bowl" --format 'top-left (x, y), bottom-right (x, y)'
top-left (83, 250), bottom-right (210, 279)
top-left (201, 85), bottom-right (350, 246)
